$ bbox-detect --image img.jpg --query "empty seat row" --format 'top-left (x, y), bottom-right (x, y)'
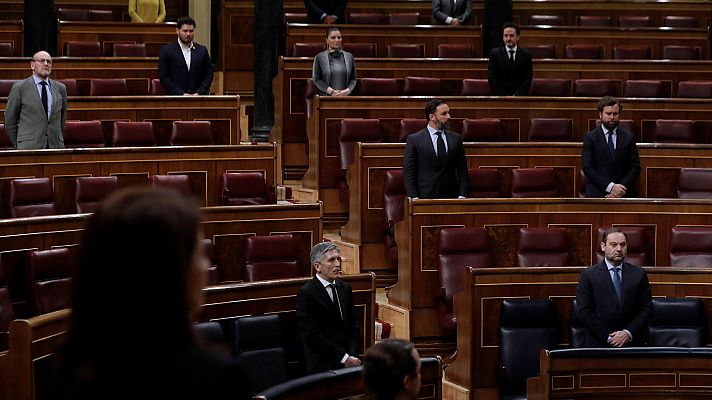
top-left (529, 14), bottom-right (698, 27)
top-left (0, 78), bottom-right (165, 97)
top-left (285, 11), bottom-right (420, 25)
top-left (62, 41), bottom-right (155, 57)
top-left (66, 120), bottom-right (211, 148)
top-left (57, 8), bottom-right (116, 21)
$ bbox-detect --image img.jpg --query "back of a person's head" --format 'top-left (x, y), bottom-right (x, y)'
top-left (363, 339), bottom-right (418, 400)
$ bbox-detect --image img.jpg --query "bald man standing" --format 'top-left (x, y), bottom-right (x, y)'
top-left (5, 51), bottom-right (67, 149)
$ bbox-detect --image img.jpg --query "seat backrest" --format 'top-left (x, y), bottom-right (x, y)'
top-left (624, 79), bottom-right (664, 97)
top-left (398, 118), bottom-right (424, 142)
top-left (244, 234), bottom-right (299, 281)
top-left (112, 43), bottom-right (147, 57)
top-left (284, 12), bottom-right (308, 23)
top-left (89, 9), bottom-right (114, 21)
top-left (649, 298), bottom-right (705, 347)
top-left (112, 121), bottom-right (155, 147)
top-left (678, 168), bottom-right (712, 199)
top-left (29, 248), bottom-right (73, 315)
top-left (57, 8), bottom-right (89, 21)
top-left (0, 79), bottom-right (18, 97)
top-left (150, 174), bottom-right (193, 197)
top-left (201, 238), bottom-right (220, 285)
top-left (357, 78), bottom-right (399, 95)
top-left (573, 79), bottom-right (619, 97)
top-left (652, 119), bottom-right (697, 143)
top-left (150, 78), bottom-right (166, 95)
top-left (63, 120), bottom-right (106, 148)
top-left (403, 76), bottom-right (441, 96)
top-left (468, 168), bottom-right (501, 198)
top-left (383, 169), bottom-right (406, 262)
top-left (338, 119), bottom-right (382, 170)
top-left (170, 120), bottom-right (214, 145)
top-left (510, 168), bottom-right (558, 198)
top-left (0, 258), bottom-right (16, 350)
top-left (0, 42), bottom-right (14, 57)
top-left (613, 45), bottom-right (652, 60)
top-left (341, 43), bottom-right (376, 58)
top-left (528, 78), bottom-right (570, 96)
top-left (669, 226), bottom-right (712, 267)
top-left (663, 15), bottom-right (697, 27)
top-left (569, 299), bottom-right (586, 348)
top-left (292, 43), bottom-right (325, 57)
top-left (74, 176), bottom-right (118, 213)
top-left (386, 43), bottom-right (423, 58)
top-left (220, 171), bottom-right (271, 205)
top-left (348, 12), bottom-right (384, 24)
top-left (89, 78), bottom-right (129, 96)
top-left (0, 123), bottom-right (12, 150)
top-left (528, 118), bottom-right (573, 141)
top-left (595, 226), bottom-right (648, 266)
top-left (2, 177), bottom-right (56, 218)
top-left (525, 45), bottom-right (556, 59)
top-left (436, 43), bottom-right (474, 58)
top-left (663, 45), bottom-right (701, 60)
top-left (564, 44), bottom-right (603, 59)
top-left (193, 321), bottom-right (231, 355)
top-left (677, 81), bottom-right (712, 98)
top-left (529, 15), bottom-right (562, 25)
top-left (516, 227), bottom-right (570, 267)
top-left (388, 12), bottom-right (419, 25)
top-left (498, 299), bottom-right (558, 397)
top-left (63, 40), bottom-right (101, 57)
top-left (55, 79), bottom-right (81, 96)
top-left (460, 78), bottom-right (491, 95)
top-left (234, 314), bottom-right (289, 393)
top-left (461, 118), bottom-right (504, 142)
top-left (618, 16), bottom-right (651, 27)
top-left (438, 227), bottom-right (492, 305)
top-left (577, 15), bottom-right (611, 26)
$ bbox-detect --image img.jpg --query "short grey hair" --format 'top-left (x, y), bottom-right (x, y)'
top-left (310, 241), bottom-right (340, 267)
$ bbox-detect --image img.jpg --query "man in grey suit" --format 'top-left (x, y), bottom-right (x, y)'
top-left (403, 99), bottom-right (469, 199)
top-left (5, 51), bottom-right (67, 149)
top-left (432, 0), bottom-right (472, 25)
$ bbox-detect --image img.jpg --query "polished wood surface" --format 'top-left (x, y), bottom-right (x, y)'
top-left (444, 266), bottom-right (712, 399)
top-left (57, 21), bottom-right (175, 57)
top-left (0, 21), bottom-right (22, 56)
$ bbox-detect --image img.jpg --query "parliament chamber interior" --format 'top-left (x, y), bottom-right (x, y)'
top-left (2, 0), bottom-right (712, 399)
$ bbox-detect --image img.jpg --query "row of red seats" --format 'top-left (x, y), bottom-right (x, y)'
top-left (0, 78), bottom-right (165, 97)
top-left (285, 11), bottom-right (421, 25)
top-left (62, 41), bottom-right (155, 57)
top-left (56, 7), bottom-right (116, 21)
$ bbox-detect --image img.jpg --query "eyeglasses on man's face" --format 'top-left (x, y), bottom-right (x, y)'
top-left (32, 58), bottom-right (53, 65)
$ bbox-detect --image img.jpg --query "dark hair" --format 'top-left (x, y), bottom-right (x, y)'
top-left (502, 22), bottom-right (521, 35)
top-left (424, 98), bottom-right (447, 120)
top-left (176, 16), bottom-right (196, 29)
top-left (363, 340), bottom-right (418, 400)
top-left (597, 96), bottom-right (623, 113)
top-left (325, 26), bottom-right (341, 37)
top-left (63, 186), bottom-right (201, 383)
top-left (602, 227), bottom-right (627, 244)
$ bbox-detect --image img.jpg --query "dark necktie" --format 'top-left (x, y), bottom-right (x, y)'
top-left (328, 283), bottom-right (343, 320)
top-left (508, 49), bottom-right (515, 67)
top-left (450, 0), bottom-right (455, 13)
top-left (607, 131), bottom-right (615, 157)
top-left (40, 81), bottom-right (48, 117)
top-left (612, 267), bottom-right (622, 303)
top-left (435, 131), bottom-right (447, 165)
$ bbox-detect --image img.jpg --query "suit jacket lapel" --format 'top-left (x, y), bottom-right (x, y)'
top-left (48, 79), bottom-right (60, 119)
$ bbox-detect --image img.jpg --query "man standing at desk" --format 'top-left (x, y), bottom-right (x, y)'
top-left (576, 227), bottom-right (653, 347)
top-left (159, 16), bottom-right (213, 95)
top-left (304, 0), bottom-right (346, 24)
top-left (5, 51), bottom-right (67, 149)
top-left (487, 22), bottom-right (533, 96)
top-left (432, 0), bottom-right (472, 26)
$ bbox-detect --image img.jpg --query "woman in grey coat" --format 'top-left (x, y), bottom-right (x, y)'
top-left (312, 27), bottom-right (357, 96)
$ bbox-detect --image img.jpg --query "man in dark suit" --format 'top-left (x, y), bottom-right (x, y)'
top-left (304, 0), bottom-right (346, 24)
top-left (5, 51), bottom-right (67, 149)
top-left (582, 96), bottom-right (641, 198)
top-left (432, 0), bottom-right (472, 25)
top-left (296, 242), bottom-right (361, 373)
top-left (403, 99), bottom-right (469, 199)
top-left (158, 16), bottom-right (213, 95)
top-left (487, 22), bottom-right (533, 96)
top-left (576, 228), bottom-right (653, 347)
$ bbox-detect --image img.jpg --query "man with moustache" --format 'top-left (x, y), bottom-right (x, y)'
top-left (158, 16), bottom-right (214, 95)
top-left (576, 228), bottom-right (652, 347)
top-left (5, 51), bottom-right (67, 149)
top-left (403, 98), bottom-right (469, 199)
top-left (296, 242), bottom-right (361, 373)
top-left (582, 96), bottom-right (641, 198)
top-left (487, 22), bottom-right (533, 96)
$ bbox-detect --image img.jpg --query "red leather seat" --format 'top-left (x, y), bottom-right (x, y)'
top-left (663, 46), bottom-right (701, 60)
top-left (437, 43), bottom-right (475, 58)
top-left (74, 176), bottom-right (118, 213)
top-left (244, 234), bottom-right (300, 281)
top-left (55, 79), bottom-right (81, 96)
top-left (388, 12), bottom-right (419, 25)
top-left (677, 81), bottom-right (712, 98)
top-left (63, 120), bottom-right (106, 148)
top-left (342, 43), bottom-right (376, 58)
top-left (565, 45), bottom-right (603, 59)
top-left (516, 227), bottom-right (570, 267)
top-left (437, 227), bottom-right (492, 330)
top-left (0, 42), bottom-right (14, 57)
top-left (663, 15), bottom-right (697, 27)
top-left (150, 174), bottom-right (193, 197)
top-left (460, 78), bottom-right (491, 95)
top-left (386, 44), bottom-right (423, 58)
top-left (112, 121), bottom-right (155, 146)
top-left (0, 124), bottom-right (12, 150)
top-left (201, 238), bottom-right (220, 285)
top-left (63, 40), bottom-right (101, 57)
top-left (291, 43), bottom-right (325, 57)
top-left (624, 80), bottom-right (665, 97)
top-left (618, 16), bottom-right (651, 27)
top-left (678, 168), bottom-right (712, 199)
top-left (669, 227), bottom-right (712, 267)
top-left (2, 178), bottom-right (56, 218)
top-left (510, 168), bottom-right (558, 197)
top-left (383, 169), bottom-right (406, 262)
top-left (403, 76), bottom-right (441, 96)
top-left (89, 9), bottom-right (114, 21)
top-left (528, 78), bottom-right (571, 96)
top-left (652, 119), bottom-right (697, 143)
top-left (220, 171), bottom-right (273, 205)
top-left (112, 43), bottom-right (147, 57)
top-left (595, 226), bottom-right (648, 266)
top-left (399, 118), bottom-right (425, 142)
top-left (170, 120), bottom-right (214, 145)
top-left (0, 258), bottom-right (15, 350)
top-left (357, 78), bottom-right (399, 95)
top-left (461, 118), bottom-right (504, 142)
top-left (89, 78), bottom-right (130, 96)
top-left (529, 15), bottom-right (562, 25)
top-left (57, 8), bottom-right (89, 21)
top-left (577, 16), bottom-right (611, 26)
top-left (528, 118), bottom-right (573, 141)
top-left (339, 119), bottom-right (382, 171)
top-left (525, 45), bottom-right (555, 59)
top-left (468, 168), bottom-right (501, 197)
top-left (348, 12), bottom-right (384, 24)
top-left (28, 248), bottom-right (73, 315)
top-left (0, 79), bottom-right (18, 97)
top-left (150, 78), bottom-right (166, 95)
top-left (613, 46), bottom-right (652, 60)
top-left (573, 79), bottom-right (619, 97)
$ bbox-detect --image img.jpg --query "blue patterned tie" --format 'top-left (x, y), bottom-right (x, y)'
top-left (612, 267), bottom-right (622, 303)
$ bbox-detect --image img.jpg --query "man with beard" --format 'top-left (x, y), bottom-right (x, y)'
top-left (403, 98), bottom-right (469, 199)
top-left (5, 51), bottom-right (67, 149)
top-left (576, 228), bottom-right (652, 347)
top-left (487, 22), bottom-right (533, 96)
top-left (582, 96), bottom-right (641, 198)
top-left (158, 16), bottom-right (214, 95)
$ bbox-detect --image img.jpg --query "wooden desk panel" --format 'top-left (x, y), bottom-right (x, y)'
top-left (57, 21), bottom-right (175, 57)
top-left (0, 20), bottom-right (22, 56)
